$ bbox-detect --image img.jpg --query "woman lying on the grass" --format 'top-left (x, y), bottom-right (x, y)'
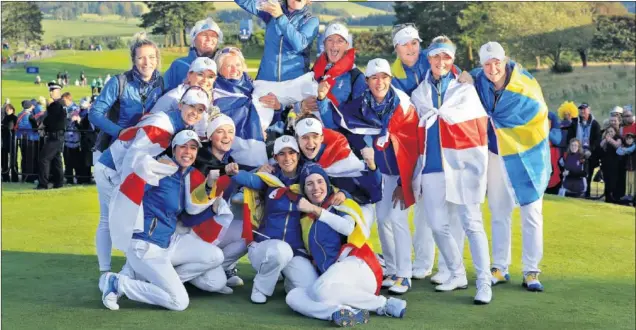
top-left (95, 87), bottom-right (210, 275)
top-left (100, 130), bottom-right (234, 311)
top-left (285, 162), bottom-right (406, 327)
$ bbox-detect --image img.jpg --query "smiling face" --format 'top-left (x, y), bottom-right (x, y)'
top-left (210, 124), bottom-right (235, 153)
top-left (186, 70), bottom-right (216, 91)
top-left (174, 140), bottom-right (199, 168)
top-left (366, 73), bottom-right (392, 102)
top-left (395, 39), bottom-right (420, 67)
top-left (180, 103), bottom-right (206, 126)
top-left (287, 0), bottom-right (308, 11)
top-left (304, 173), bottom-right (328, 204)
top-left (483, 58), bottom-right (507, 85)
top-left (298, 133), bottom-right (324, 160)
top-left (325, 34), bottom-right (348, 63)
top-left (134, 45), bottom-right (158, 80)
top-left (275, 148), bottom-right (299, 175)
top-left (609, 117), bottom-right (620, 130)
top-left (219, 54), bottom-right (245, 80)
top-left (428, 52), bottom-right (454, 79)
top-left (194, 30), bottom-right (219, 56)
top-left (569, 140), bottom-right (580, 153)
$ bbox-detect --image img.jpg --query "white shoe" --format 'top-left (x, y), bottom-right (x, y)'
top-left (99, 272), bottom-right (120, 310)
top-left (251, 287), bottom-right (267, 304)
top-left (430, 271), bottom-right (451, 285)
top-left (378, 297), bottom-right (407, 318)
top-left (224, 268), bottom-right (244, 287)
top-left (381, 275), bottom-right (396, 288)
top-left (435, 275), bottom-right (468, 292)
top-left (218, 286), bottom-right (234, 295)
top-left (412, 268), bottom-right (432, 280)
top-left (474, 284), bottom-right (492, 305)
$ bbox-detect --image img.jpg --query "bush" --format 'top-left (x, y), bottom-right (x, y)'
top-left (551, 61), bottom-right (573, 74)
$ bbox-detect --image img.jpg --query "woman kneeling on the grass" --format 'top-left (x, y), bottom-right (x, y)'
top-left (100, 130), bottom-right (234, 311)
top-left (286, 163), bottom-right (406, 327)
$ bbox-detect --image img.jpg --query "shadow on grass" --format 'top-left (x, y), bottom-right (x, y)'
top-left (1, 251), bottom-right (634, 329)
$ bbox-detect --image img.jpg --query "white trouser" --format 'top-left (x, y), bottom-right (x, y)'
top-left (94, 162), bottom-right (120, 272)
top-left (216, 218), bottom-right (247, 270)
top-left (487, 152), bottom-right (544, 273)
top-left (247, 239), bottom-right (318, 296)
top-left (375, 174), bottom-right (412, 278)
top-left (422, 172), bottom-right (491, 285)
top-left (412, 197), bottom-right (465, 273)
top-left (286, 256), bottom-right (387, 320)
top-left (120, 233), bottom-right (227, 311)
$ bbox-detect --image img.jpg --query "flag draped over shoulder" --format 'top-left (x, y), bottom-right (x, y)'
top-left (242, 172), bottom-right (301, 244)
top-left (334, 87), bottom-right (424, 207)
top-left (214, 75), bottom-right (268, 168)
top-left (187, 170), bottom-right (234, 244)
top-left (475, 63), bottom-right (550, 206)
top-left (318, 128), bottom-right (366, 178)
top-left (411, 74), bottom-right (489, 205)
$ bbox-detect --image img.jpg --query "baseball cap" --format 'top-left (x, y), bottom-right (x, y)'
top-left (323, 23), bottom-right (351, 47)
top-left (365, 58), bottom-right (392, 78)
top-left (273, 135), bottom-right (300, 155)
top-left (172, 129), bottom-right (202, 149)
top-left (180, 88), bottom-right (210, 110)
top-left (392, 25), bottom-right (422, 47)
top-left (79, 98), bottom-right (91, 109)
top-left (48, 81), bottom-right (62, 91)
top-left (189, 57), bottom-right (217, 75)
top-left (479, 41), bottom-right (506, 65)
top-left (610, 106), bottom-right (624, 115)
top-left (295, 117), bottom-right (323, 137)
top-left (578, 103), bottom-right (590, 110)
top-left (21, 100), bottom-right (34, 109)
top-left (190, 18), bottom-right (223, 45)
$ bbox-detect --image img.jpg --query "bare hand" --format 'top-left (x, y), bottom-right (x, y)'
top-left (297, 197), bottom-right (316, 214)
top-left (207, 169), bottom-right (220, 187)
top-left (157, 157), bottom-right (177, 167)
top-left (225, 163), bottom-right (240, 176)
top-left (118, 126), bottom-right (135, 138)
top-left (317, 79), bottom-right (331, 101)
top-left (392, 186), bottom-right (406, 210)
top-left (259, 93), bottom-right (281, 110)
top-left (360, 147), bottom-right (376, 171)
top-left (458, 71), bottom-right (474, 85)
top-left (300, 97), bottom-right (318, 114)
top-left (261, 1), bottom-right (283, 19)
top-left (257, 163), bottom-right (275, 174)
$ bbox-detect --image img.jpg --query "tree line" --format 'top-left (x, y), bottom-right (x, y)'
top-left (37, 2), bottom-right (146, 20)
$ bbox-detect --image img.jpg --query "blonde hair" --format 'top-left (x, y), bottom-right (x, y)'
top-left (214, 46), bottom-right (247, 76)
top-left (130, 32), bottom-right (161, 71)
top-left (429, 35), bottom-right (455, 48)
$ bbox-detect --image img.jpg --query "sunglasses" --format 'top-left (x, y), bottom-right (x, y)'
top-left (219, 47), bottom-right (243, 56)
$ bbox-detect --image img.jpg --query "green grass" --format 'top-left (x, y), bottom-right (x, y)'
top-left (42, 19), bottom-right (145, 44)
top-left (1, 183), bottom-right (634, 329)
top-left (317, 2), bottom-right (388, 17)
top-left (534, 64), bottom-right (636, 120)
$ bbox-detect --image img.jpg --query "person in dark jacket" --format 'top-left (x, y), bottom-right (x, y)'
top-left (16, 100), bottom-right (40, 183)
top-left (77, 98), bottom-right (96, 184)
top-left (1, 104), bottom-right (19, 182)
top-left (37, 90), bottom-right (72, 189)
top-left (599, 126), bottom-right (623, 203)
top-left (566, 103), bottom-right (602, 198)
top-left (558, 139), bottom-right (587, 197)
top-left (63, 110), bottom-right (82, 184)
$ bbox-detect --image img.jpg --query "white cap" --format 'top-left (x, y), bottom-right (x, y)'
top-left (189, 57), bottom-right (217, 75)
top-left (190, 18), bottom-right (223, 45)
top-left (610, 106), bottom-right (624, 114)
top-left (479, 41), bottom-right (506, 65)
top-left (172, 129), bottom-right (202, 149)
top-left (365, 58), bottom-right (392, 77)
top-left (273, 135), bottom-right (299, 155)
top-left (295, 118), bottom-right (323, 137)
top-left (206, 113), bottom-right (235, 138)
top-left (323, 23), bottom-right (351, 47)
top-left (79, 98), bottom-right (90, 109)
top-left (392, 26), bottom-right (422, 47)
top-left (180, 88), bottom-right (210, 111)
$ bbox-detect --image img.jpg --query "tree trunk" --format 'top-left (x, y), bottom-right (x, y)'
top-left (536, 56), bottom-right (541, 70)
top-left (467, 39), bottom-right (473, 64)
top-left (578, 48), bottom-right (588, 67)
top-left (178, 27), bottom-right (185, 49)
top-left (164, 34), bottom-right (169, 48)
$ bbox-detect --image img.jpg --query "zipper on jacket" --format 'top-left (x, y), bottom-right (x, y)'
top-left (313, 224), bottom-right (327, 271)
top-left (437, 80), bottom-right (444, 166)
top-left (282, 202), bottom-right (292, 241)
top-left (278, 36), bottom-right (283, 82)
top-left (382, 149), bottom-right (394, 176)
top-left (148, 217), bottom-right (158, 237)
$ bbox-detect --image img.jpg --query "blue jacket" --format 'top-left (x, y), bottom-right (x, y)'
top-left (547, 111), bottom-right (562, 146)
top-left (422, 71), bottom-right (457, 174)
top-left (391, 50), bottom-right (431, 96)
top-left (65, 120), bottom-right (81, 149)
top-left (231, 166), bottom-right (304, 252)
top-left (132, 166), bottom-right (218, 248)
top-left (317, 68), bottom-right (366, 129)
top-left (307, 208), bottom-right (348, 274)
top-left (88, 69), bottom-right (164, 142)
top-left (163, 48), bottom-right (198, 92)
top-left (236, 0), bottom-right (319, 81)
top-left (16, 109), bottom-right (39, 141)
